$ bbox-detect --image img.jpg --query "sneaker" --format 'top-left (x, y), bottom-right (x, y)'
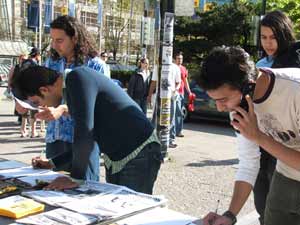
top-left (176, 133), bottom-right (184, 137)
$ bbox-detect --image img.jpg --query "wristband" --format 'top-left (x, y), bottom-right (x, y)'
top-left (222, 210), bottom-right (237, 225)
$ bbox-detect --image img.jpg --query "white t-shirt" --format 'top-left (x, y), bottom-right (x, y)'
top-left (236, 68), bottom-right (300, 185)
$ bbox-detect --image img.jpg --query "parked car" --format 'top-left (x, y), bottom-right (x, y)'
top-left (182, 80), bottom-right (229, 122)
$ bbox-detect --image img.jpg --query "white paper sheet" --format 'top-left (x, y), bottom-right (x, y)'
top-left (22, 190), bottom-right (79, 206)
top-left (17, 212), bottom-right (67, 225)
top-left (59, 187), bottom-right (167, 218)
top-left (14, 97), bottom-right (39, 110)
top-left (0, 166), bottom-right (49, 179)
top-left (46, 208), bottom-right (97, 225)
top-left (116, 207), bottom-right (202, 225)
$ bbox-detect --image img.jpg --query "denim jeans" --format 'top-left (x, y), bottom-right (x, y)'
top-left (253, 148), bottom-right (276, 225)
top-left (264, 171), bottom-right (300, 225)
top-left (175, 94), bottom-right (184, 135)
top-left (105, 142), bottom-right (161, 194)
top-left (169, 96), bottom-right (177, 143)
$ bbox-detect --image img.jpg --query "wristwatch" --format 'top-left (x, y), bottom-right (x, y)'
top-left (222, 210), bottom-right (237, 225)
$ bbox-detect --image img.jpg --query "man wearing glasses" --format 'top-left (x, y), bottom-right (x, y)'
top-left (100, 51), bottom-right (111, 78)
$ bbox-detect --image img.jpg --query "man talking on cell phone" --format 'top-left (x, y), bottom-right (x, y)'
top-left (199, 46), bottom-right (300, 225)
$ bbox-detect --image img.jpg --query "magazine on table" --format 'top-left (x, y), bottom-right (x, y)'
top-left (59, 187), bottom-right (167, 219)
top-left (16, 171), bottom-right (67, 187)
top-left (17, 208), bottom-right (98, 225)
top-left (0, 166), bottom-right (49, 180)
top-left (21, 190), bottom-right (79, 206)
top-left (76, 180), bottom-right (123, 195)
top-left (0, 195), bottom-right (44, 219)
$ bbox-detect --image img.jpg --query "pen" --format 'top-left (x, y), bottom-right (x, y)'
top-left (215, 199), bottom-right (220, 214)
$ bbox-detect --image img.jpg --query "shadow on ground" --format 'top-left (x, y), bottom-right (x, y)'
top-left (0, 150), bottom-right (42, 155)
top-left (185, 158), bottom-right (238, 167)
top-left (0, 138), bottom-right (44, 144)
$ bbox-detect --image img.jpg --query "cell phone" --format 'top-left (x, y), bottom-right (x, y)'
top-left (233, 82), bottom-right (255, 132)
top-left (239, 83), bottom-right (256, 113)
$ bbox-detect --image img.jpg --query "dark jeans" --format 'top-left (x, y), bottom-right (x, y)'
top-left (46, 141), bottom-right (73, 172)
top-left (105, 142), bottom-right (162, 194)
top-left (253, 148), bottom-right (276, 225)
top-left (265, 171), bottom-right (300, 225)
top-left (134, 98), bottom-right (147, 115)
top-left (175, 95), bottom-right (184, 135)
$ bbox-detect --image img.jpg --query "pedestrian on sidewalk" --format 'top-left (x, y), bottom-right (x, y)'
top-left (127, 57), bottom-right (151, 114)
top-left (174, 51), bottom-right (192, 138)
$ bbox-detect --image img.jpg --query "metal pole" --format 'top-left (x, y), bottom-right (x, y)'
top-left (126, 0), bottom-right (134, 65)
top-left (39, 0), bottom-right (43, 64)
top-left (153, 0), bottom-right (175, 159)
top-left (99, 25), bottom-right (102, 51)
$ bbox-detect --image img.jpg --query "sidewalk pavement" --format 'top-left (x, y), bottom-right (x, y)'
top-left (0, 87), bottom-right (259, 224)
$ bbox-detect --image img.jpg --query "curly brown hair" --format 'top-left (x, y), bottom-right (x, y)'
top-left (50, 15), bottom-right (98, 65)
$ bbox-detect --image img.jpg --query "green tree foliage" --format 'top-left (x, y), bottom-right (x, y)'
top-left (265, 0), bottom-right (300, 38)
top-left (174, 0), bottom-right (257, 66)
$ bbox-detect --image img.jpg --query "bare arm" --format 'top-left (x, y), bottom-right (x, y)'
top-left (229, 181), bottom-right (252, 215)
top-left (183, 77), bottom-right (191, 94)
top-left (233, 95), bottom-right (300, 171)
top-left (35, 105), bottom-right (69, 121)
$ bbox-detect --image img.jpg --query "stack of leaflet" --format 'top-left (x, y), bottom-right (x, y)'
top-left (0, 195), bottom-right (44, 219)
top-left (58, 187), bottom-right (167, 221)
top-left (0, 166), bottom-right (66, 188)
top-left (22, 181), bottom-right (124, 206)
top-left (0, 166), bottom-right (49, 180)
top-left (16, 208), bottom-right (98, 225)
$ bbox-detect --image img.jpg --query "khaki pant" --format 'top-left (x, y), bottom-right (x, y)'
top-left (265, 171), bottom-right (300, 225)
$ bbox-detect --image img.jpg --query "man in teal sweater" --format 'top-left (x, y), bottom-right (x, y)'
top-left (12, 65), bottom-right (161, 194)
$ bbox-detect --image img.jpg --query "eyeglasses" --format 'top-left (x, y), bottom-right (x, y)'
top-left (101, 55), bottom-right (108, 58)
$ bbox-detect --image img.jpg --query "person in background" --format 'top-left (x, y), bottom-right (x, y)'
top-left (26, 47), bottom-right (44, 138)
top-left (100, 51), bottom-right (111, 78)
top-left (31, 15), bottom-right (106, 178)
top-left (254, 10), bottom-right (300, 225)
top-left (8, 54), bottom-right (28, 137)
top-left (174, 52), bottom-right (192, 138)
top-left (127, 57), bottom-right (150, 114)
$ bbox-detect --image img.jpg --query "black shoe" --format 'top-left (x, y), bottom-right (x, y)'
top-left (177, 133), bottom-right (184, 137)
top-left (169, 143), bottom-right (177, 148)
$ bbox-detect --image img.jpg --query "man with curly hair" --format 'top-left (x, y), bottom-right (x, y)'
top-left (32, 16), bottom-right (108, 180)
